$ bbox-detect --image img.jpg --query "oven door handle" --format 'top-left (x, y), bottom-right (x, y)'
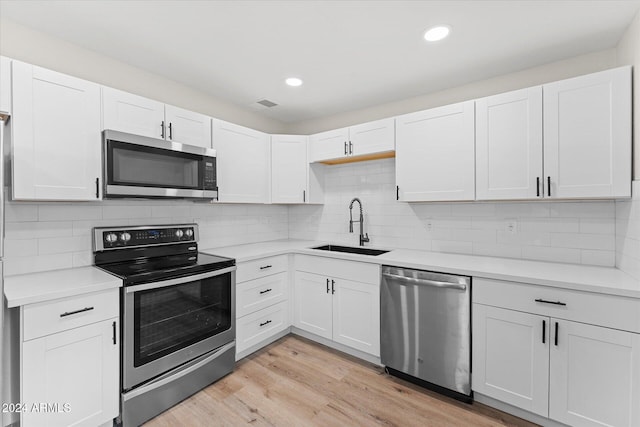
top-left (123, 341), bottom-right (235, 401)
top-left (125, 266), bottom-right (237, 293)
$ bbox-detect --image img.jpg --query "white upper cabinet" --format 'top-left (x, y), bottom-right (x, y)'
top-left (476, 87), bottom-right (543, 200)
top-left (212, 119), bottom-right (269, 203)
top-left (102, 87), bottom-right (165, 139)
top-left (12, 61), bottom-right (102, 200)
top-left (164, 104), bottom-right (212, 148)
top-left (543, 66), bottom-right (631, 199)
top-left (1, 56), bottom-right (11, 114)
top-left (271, 135), bottom-right (308, 204)
top-left (395, 101), bottom-right (475, 201)
top-left (310, 118), bottom-right (395, 163)
top-left (102, 87), bottom-right (212, 148)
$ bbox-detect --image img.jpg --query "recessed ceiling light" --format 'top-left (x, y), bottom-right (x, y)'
top-left (424, 25), bottom-right (450, 42)
top-left (285, 77), bottom-right (303, 87)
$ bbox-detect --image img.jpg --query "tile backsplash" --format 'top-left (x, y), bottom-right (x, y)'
top-left (289, 159), bottom-right (618, 267)
top-left (3, 161), bottom-right (634, 276)
top-left (616, 181), bottom-right (640, 280)
top-left (3, 200), bottom-right (288, 276)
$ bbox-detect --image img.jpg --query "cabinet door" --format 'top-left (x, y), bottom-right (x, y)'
top-left (271, 135), bottom-right (308, 204)
top-left (309, 127), bottom-right (349, 162)
top-left (396, 101), bottom-right (475, 201)
top-left (22, 318), bottom-right (119, 427)
top-left (472, 304), bottom-right (549, 417)
top-left (212, 119), bottom-right (269, 203)
top-left (543, 66), bottom-right (631, 199)
top-left (476, 87), bottom-right (543, 200)
top-left (549, 319), bottom-right (640, 427)
top-left (332, 278), bottom-right (380, 356)
top-left (164, 104), bottom-right (212, 148)
top-left (349, 118), bottom-right (395, 157)
top-left (1, 56), bottom-right (11, 114)
top-left (101, 87), bottom-right (165, 139)
top-left (293, 271), bottom-right (332, 339)
top-left (12, 61), bottom-right (102, 200)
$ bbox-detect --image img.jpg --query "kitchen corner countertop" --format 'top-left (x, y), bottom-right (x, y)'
top-left (202, 239), bottom-right (640, 299)
top-left (4, 266), bottom-right (122, 308)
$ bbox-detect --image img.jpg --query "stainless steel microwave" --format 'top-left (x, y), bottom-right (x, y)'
top-left (103, 130), bottom-right (217, 199)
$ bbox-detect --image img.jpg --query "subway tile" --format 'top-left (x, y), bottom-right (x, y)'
top-left (580, 249), bottom-right (615, 267)
top-left (39, 235), bottom-right (91, 255)
top-left (519, 218), bottom-right (579, 233)
top-left (3, 239), bottom-right (38, 257)
top-left (451, 228), bottom-right (496, 243)
top-left (497, 230), bottom-right (550, 246)
top-left (521, 246), bottom-right (581, 264)
top-left (473, 243), bottom-right (522, 259)
top-left (451, 203), bottom-right (496, 217)
top-left (72, 251), bottom-right (93, 268)
top-left (5, 221), bottom-right (73, 240)
top-left (431, 240), bottom-right (473, 255)
top-left (72, 219), bottom-right (129, 236)
top-left (579, 218), bottom-right (615, 235)
top-left (550, 232), bottom-right (615, 250)
top-left (38, 204), bottom-right (102, 221)
top-left (4, 203), bottom-right (38, 222)
top-left (549, 202), bottom-right (615, 218)
top-left (151, 205), bottom-right (192, 218)
top-left (102, 205), bottom-right (152, 220)
top-left (4, 253), bottom-right (73, 276)
top-left (495, 202), bottom-right (550, 218)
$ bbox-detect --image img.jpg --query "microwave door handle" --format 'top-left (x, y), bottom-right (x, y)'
top-left (125, 266), bottom-right (236, 293)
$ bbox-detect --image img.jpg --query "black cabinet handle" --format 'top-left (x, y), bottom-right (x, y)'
top-left (112, 321), bottom-right (117, 345)
top-left (259, 265), bottom-right (272, 270)
top-left (554, 322), bottom-right (559, 346)
top-left (259, 288), bottom-right (272, 295)
top-left (326, 278), bottom-right (330, 293)
top-left (349, 141), bottom-right (353, 155)
top-left (60, 306), bottom-right (94, 317)
top-left (547, 176), bottom-right (551, 197)
top-left (303, 190), bottom-right (306, 203)
top-left (161, 121), bottom-right (165, 138)
top-left (344, 141), bottom-right (348, 155)
top-left (95, 178), bottom-right (100, 199)
top-left (542, 319), bottom-right (546, 344)
top-left (259, 320), bottom-right (272, 327)
top-left (396, 185), bottom-right (399, 201)
top-left (536, 177), bottom-right (540, 197)
top-left (168, 122), bottom-right (173, 140)
top-left (535, 298), bottom-right (566, 306)
top-left (331, 279), bottom-right (335, 294)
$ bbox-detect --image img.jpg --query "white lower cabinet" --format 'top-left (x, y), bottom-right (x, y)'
top-left (235, 256), bottom-right (289, 358)
top-left (20, 288), bottom-right (119, 427)
top-left (293, 256), bottom-right (380, 357)
top-left (473, 278), bottom-right (640, 427)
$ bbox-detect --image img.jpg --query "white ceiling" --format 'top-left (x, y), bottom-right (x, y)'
top-left (1, 0), bottom-right (639, 124)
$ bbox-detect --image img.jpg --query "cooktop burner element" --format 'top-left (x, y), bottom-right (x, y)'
top-left (93, 224), bottom-right (235, 286)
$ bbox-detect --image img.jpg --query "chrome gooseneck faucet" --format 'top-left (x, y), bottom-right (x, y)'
top-left (349, 197), bottom-right (369, 246)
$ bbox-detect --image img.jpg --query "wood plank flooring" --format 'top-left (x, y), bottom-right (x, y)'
top-left (145, 335), bottom-right (539, 427)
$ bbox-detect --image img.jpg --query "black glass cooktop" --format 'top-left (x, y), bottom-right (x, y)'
top-left (98, 252), bottom-right (235, 286)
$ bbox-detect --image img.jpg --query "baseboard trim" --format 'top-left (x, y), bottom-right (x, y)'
top-left (474, 393), bottom-right (569, 427)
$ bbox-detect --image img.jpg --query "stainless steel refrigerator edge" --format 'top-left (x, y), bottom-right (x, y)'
top-left (380, 266), bottom-right (471, 399)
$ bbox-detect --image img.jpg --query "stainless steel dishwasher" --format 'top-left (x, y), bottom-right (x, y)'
top-left (381, 265), bottom-right (472, 402)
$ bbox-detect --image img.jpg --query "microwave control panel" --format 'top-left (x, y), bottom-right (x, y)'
top-left (204, 158), bottom-right (216, 191)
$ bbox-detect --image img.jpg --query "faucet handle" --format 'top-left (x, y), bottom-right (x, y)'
top-left (363, 233), bottom-right (370, 243)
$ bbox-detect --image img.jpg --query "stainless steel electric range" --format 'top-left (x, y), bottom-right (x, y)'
top-left (93, 224), bottom-right (236, 426)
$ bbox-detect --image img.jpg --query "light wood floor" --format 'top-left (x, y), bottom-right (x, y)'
top-left (145, 335), bottom-right (539, 427)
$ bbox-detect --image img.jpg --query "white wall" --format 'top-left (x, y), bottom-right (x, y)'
top-left (0, 19), bottom-right (286, 134)
top-left (290, 159), bottom-right (617, 267)
top-left (285, 49), bottom-right (617, 135)
top-left (3, 200), bottom-right (288, 276)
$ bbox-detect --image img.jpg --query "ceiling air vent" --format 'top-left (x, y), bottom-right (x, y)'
top-left (256, 99), bottom-right (278, 108)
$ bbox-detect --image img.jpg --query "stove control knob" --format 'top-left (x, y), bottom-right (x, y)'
top-left (120, 232), bottom-right (131, 242)
top-left (175, 229), bottom-right (184, 238)
top-left (105, 233), bottom-right (118, 243)
top-left (185, 229), bottom-right (194, 238)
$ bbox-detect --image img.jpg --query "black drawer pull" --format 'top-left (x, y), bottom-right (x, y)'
top-left (326, 278), bottom-right (330, 293)
top-left (259, 320), bottom-right (272, 327)
top-left (259, 288), bottom-right (272, 295)
top-left (112, 321), bottom-right (117, 345)
top-left (542, 319), bottom-right (546, 344)
top-left (259, 265), bottom-right (272, 270)
top-left (60, 306), bottom-right (94, 317)
top-left (555, 322), bottom-right (559, 346)
top-left (536, 177), bottom-right (540, 197)
top-left (547, 176), bottom-right (551, 197)
top-left (535, 298), bottom-right (567, 306)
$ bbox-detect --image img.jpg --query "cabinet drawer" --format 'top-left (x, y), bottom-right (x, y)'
top-left (236, 301), bottom-right (289, 353)
top-left (295, 255), bottom-right (380, 284)
top-left (474, 278), bottom-right (640, 333)
top-left (236, 255), bottom-right (288, 283)
top-left (237, 272), bottom-right (288, 317)
top-left (23, 288), bottom-right (119, 341)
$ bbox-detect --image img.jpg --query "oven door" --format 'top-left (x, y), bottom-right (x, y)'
top-left (123, 267), bottom-right (235, 390)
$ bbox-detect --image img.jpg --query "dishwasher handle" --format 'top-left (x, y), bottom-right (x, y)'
top-left (382, 272), bottom-right (467, 291)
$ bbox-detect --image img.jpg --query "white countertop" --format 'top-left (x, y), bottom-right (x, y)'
top-left (4, 266), bottom-right (122, 308)
top-left (202, 239), bottom-right (640, 299)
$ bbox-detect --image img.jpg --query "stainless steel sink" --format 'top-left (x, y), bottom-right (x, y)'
top-left (311, 244), bottom-right (390, 256)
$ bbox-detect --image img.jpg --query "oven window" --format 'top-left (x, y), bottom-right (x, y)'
top-left (133, 274), bottom-right (231, 367)
top-left (109, 141), bottom-right (201, 189)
